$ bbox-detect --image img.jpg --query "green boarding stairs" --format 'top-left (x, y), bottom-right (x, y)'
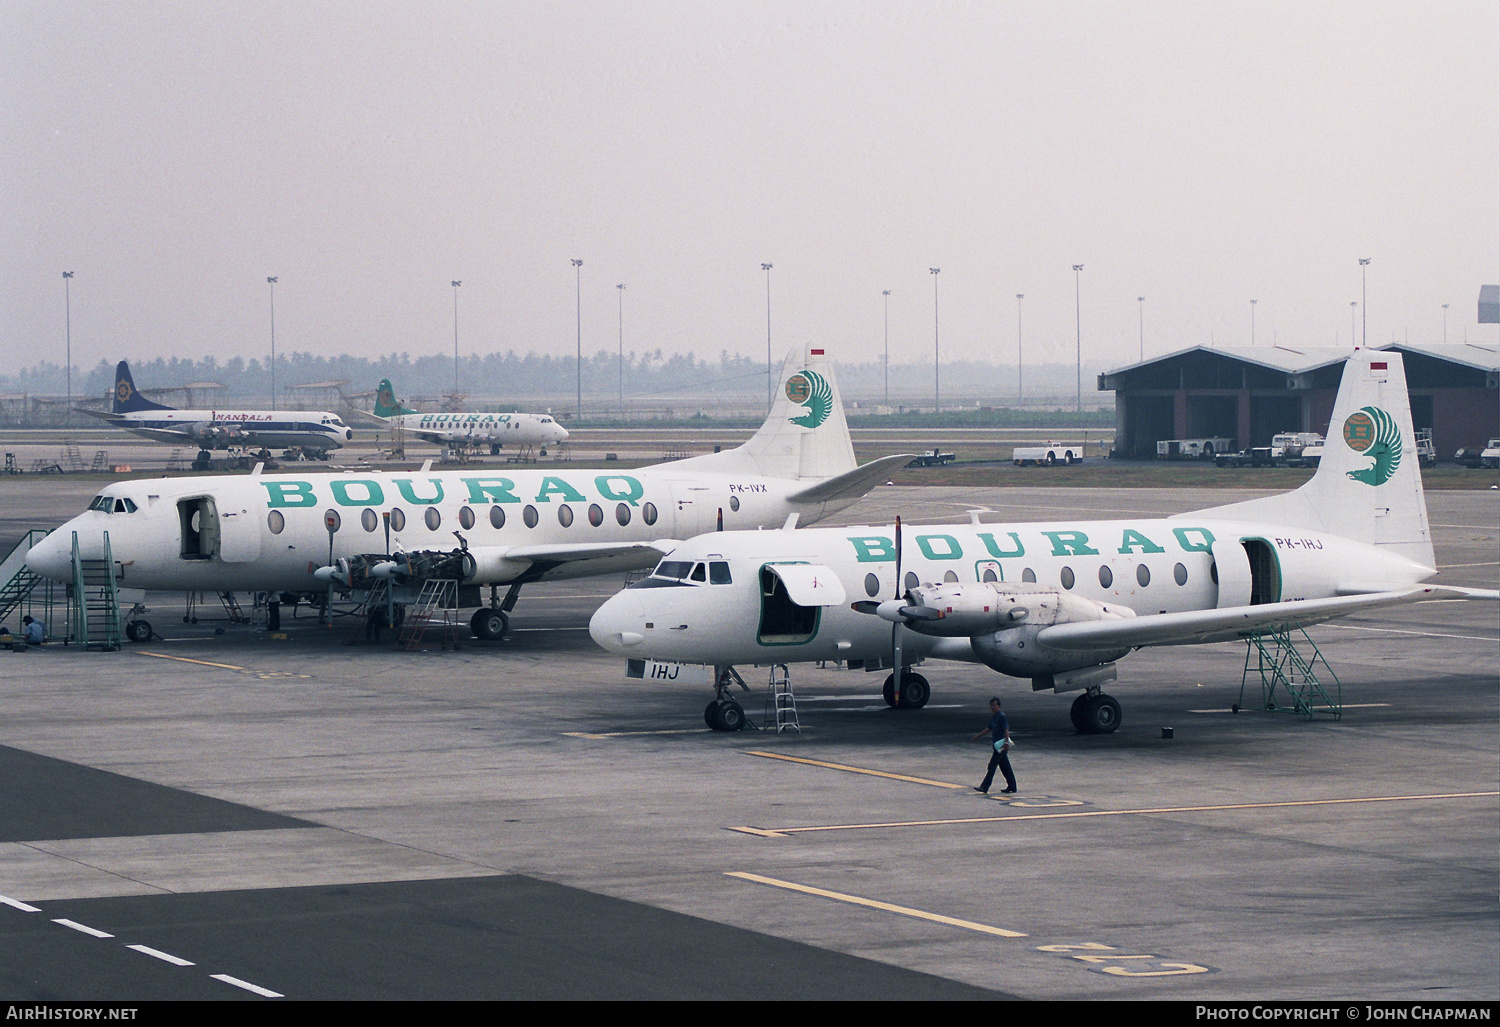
top-left (70, 530), bottom-right (122, 651)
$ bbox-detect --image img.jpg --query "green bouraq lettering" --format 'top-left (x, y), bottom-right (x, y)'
top-left (977, 531), bottom-right (1024, 558)
top-left (330, 480), bottom-right (385, 506)
top-left (394, 478), bottom-right (444, 504)
top-left (915, 534), bottom-right (963, 560)
top-left (847, 536), bottom-right (897, 563)
top-left (1041, 530), bottom-right (1099, 556)
top-left (595, 475), bottom-right (644, 506)
top-left (1172, 526), bottom-right (1216, 552)
top-left (535, 477), bottom-right (587, 503)
top-left (1117, 528), bottom-right (1166, 554)
top-left (461, 478), bottom-right (521, 504)
top-left (261, 480), bottom-right (317, 508)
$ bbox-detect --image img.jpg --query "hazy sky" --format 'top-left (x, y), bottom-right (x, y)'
top-left (4, 0), bottom-right (1497, 382)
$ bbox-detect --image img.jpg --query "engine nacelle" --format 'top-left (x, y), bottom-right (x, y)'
top-left (906, 582), bottom-right (1133, 677)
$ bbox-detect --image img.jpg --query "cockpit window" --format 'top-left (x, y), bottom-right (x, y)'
top-left (116, 498), bottom-right (137, 514)
top-left (689, 563), bottom-right (706, 582)
top-left (88, 495), bottom-right (137, 514)
top-left (709, 561), bottom-right (732, 584)
top-left (654, 560), bottom-right (693, 580)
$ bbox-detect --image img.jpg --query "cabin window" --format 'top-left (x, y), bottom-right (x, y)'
top-left (558, 505), bottom-right (574, 528)
top-left (1060, 566), bottom-right (1075, 590)
top-left (1098, 565), bottom-right (1113, 588)
top-left (729, 496), bottom-right (740, 512)
top-left (390, 508), bottom-right (406, 531)
top-left (490, 506), bottom-right (506, 529)
top-left (588, 504), bottom-right (603, 527)
top-left (642, 502), bottom-right (658, 526)
top-left (864, 573), bottom-right (880, 597)
top-left (903, 571), bottom-right (919, 592)
top-left (425, 508), bottom-right (441, 530)
top-left (709, 561), bottom-right (732, 584)
top-left (1137, 564), bottom-right (1151, 587)
top-left (268, 510), bottom-right (285, 534)
top-left (982, 567), bottom-right (999, 583)
top-left (616, 503), bottom-right (631, 526)
top-left (1174, 562), bottom-right (1188, 586)
top-left (362, 509), bottom-right (378, 532)
top-left (459, 506), bottom-right (475, 530)
top-left (942, 570), bottom-right (959, 583)
top-left (1021, 568), bottom-right (1036, 583)
top-left (523, 505), bottom-right (539, 528)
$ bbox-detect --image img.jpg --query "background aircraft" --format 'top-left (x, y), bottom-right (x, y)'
top-left (29, 347), bottom-right (911, 643)
top-left (590, 350), bottom-right (1498, 732)
top-left (83, 361), bottom-right (351, 466)
top-left (371, 378), bottom-right (567, 455)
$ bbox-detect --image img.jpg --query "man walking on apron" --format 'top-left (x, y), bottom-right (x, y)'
top-left (970, 696), bottom-right (1017, 794)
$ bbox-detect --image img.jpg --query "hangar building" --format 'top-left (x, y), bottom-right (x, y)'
top-left (1099, 343), bottom-right (1499, 460)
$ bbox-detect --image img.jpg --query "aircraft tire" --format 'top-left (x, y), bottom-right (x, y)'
top-left (717, 700), bottom-right (745, 732)
top-left (470, 607), bottom-right (508, 640)
top-left (1069, 693), bottom-right (1091, 732)
top-left (899, 673), bottom-right (931, 709)
top-left (126, 620), bottom-right (152, 643)
top-left (1076, 693), bottom-right (1123, 734)
top-left (882, 674), bottom-right (898, 708)
top-left (705, 700), bottom-right (723, 729)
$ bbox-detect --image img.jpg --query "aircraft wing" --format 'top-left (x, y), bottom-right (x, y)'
top-left (502, 540), bottom-right (679, 566)
top-left (1035, 586), bottom-right (1473, 651)
top-left (784, 454), bottom-right (915, 505)
top-left (109, 424), bottom-right (212, 445)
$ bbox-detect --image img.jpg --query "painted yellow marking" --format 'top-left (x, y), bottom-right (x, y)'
top-left (1189, 702), bottom-right (1391, 713)
top-left (745, 750), bottom-right (965, 789)
top-left (733, 791), bottom-right (1499, 838)
top-left (725, 872), bottom-right (1027, 938)
top-left (136, 651), bottom-right (247, 671)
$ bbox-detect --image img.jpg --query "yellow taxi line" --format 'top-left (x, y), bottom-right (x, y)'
top-left (136, 651), bottom-right (248, 671)
top-left (724, 872), bottom-right (1027, 938)
top-left (744, 750), bottom-right (966, 789)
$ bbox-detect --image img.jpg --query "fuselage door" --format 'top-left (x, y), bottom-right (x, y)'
top-left (177, 496), bottom-right (220, 561)
top-left (218, 496), bottom-right (263, 563)
top-left (757, 562), bottom-right (841, 646)
top-left (1208, 536), bottom-right (1252, 609)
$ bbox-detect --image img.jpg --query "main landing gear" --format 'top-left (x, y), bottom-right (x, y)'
top-left (469, 582), bottom-right (524, 641)
top-left (1070, 689), bottom-right (1123, 734)
top-left (881, 670), bottom-right (931, 709)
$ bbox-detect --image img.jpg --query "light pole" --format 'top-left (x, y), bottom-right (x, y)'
top-left (1351, 301), bottom-right (1358, 348)
top-left (881, 290), bottom-right (891, 409)
top-left (1250, 299), bottom-right (1257, 347)
top-left (1073, 264), bottom-right (1084, 412)
top-left (762, 263), bottom-right (773, 411)
top-left (1016, 294), bottom-right (1024, 404)
top-left (929, 268), bottom-right (941, 414)
top-left (1443, 303), bottom-right (1449, 344)
top-left (451, 280), bottom-right (461, 397)
top-left (1359, 258), bottom-right (1370, 348)
top-left (617, 283), bottom-right (626, 419)
top-left (62, 269), bottom-right (73, 425)
top-left (1137, 296), bottom-right (1144, 362)
top-left (572, 259), bottom-right (583, 422)
top-left (267, 277), bottom-right (278, 410)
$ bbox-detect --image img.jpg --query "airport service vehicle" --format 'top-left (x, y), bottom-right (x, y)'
top-left (1012, 442), bottom-right (1082, 466)
top-left (590, 351), bottom-right (1497, 733)
top-left (1155, 437), bottom-right (1232, 460)
top-left (371, 378), bottom-right (567, 455)
top-left (1454, 439), bottom-right (1500, 469)
top-left (906, 449), bottom-right (955, 468)
top-left (1215, 432), bottom-right (1325, 468)
top-left (28, 348), bottom-right (911, 643)
top-left (83, 361), bottom-right (351, 466)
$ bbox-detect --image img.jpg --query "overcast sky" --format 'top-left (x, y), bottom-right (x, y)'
top-left (4, 0), bottom-right (1497, 383)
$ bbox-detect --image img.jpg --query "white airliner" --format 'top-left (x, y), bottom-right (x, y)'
top-left (83, 361), bottom-right (353, 462)
top-left (590, 350), bottom-right (1498, 732)
top-left (371, 378), bottom-right (568, 454)
top-left (29, 347), bottom-right (910, 642)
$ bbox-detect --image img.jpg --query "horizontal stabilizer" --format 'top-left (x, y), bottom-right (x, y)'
top-left (785, 454), bottom-right (914, 505)
top-left (1036, 587), bottom-right (1471, 651)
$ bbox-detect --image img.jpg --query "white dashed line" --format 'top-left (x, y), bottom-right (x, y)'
top-left (127, 944), bottom-right (195, 966)
top-left (0, 895), bottom-right (41, 912)
top-left (53, 918), bottom-right (114, 938)
top-left (212, 973), bottom-right (284, 998)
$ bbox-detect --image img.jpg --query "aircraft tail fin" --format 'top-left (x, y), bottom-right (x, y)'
top-left (373, 378), bottom-right (418, 418)
top-left (1180, 350), bottom-right (1434, 569)
top-left (111, 361), bottom-right (173, 414)
top-left (672, 346), bottom-right (857, 480)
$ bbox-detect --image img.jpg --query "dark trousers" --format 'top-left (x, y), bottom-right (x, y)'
top-left (981, 747), bottom-right (1016, 792)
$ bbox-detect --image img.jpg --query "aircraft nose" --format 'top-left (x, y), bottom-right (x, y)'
top-left (25, 530), bottom-right (70, 582)
top-left (588, 594), bottom-right (644, 652)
